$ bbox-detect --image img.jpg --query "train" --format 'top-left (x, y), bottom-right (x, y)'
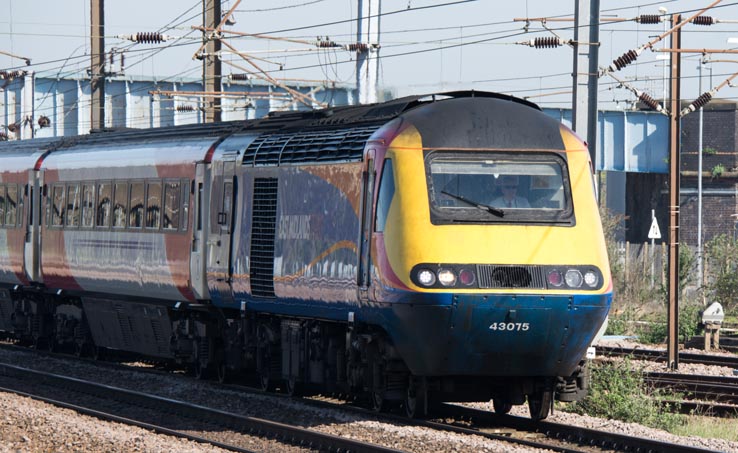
top-left (0, 91), bottom-right (612, 420)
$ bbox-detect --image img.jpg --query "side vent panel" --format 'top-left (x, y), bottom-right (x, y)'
top-left (250, 178), bottom-right (278, 298)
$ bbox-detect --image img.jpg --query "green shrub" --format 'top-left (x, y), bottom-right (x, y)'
top-left (566, 359), bottom-right (682, 431)
top-left (705, 234), bottom-right (738, 313)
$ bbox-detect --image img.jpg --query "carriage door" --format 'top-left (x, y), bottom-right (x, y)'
top-left (23, 169), bottom-right (42, 283)
top-left (189, 162), bottom-right (210, 299)
top-left (206, 153), bottom-right (238, 305)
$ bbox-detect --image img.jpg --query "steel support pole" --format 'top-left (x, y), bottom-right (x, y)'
top-left (571, 0), bottom-right (600, 168)
top-left (203, 0), bottom-right (222, 123)
top-left (90, 0), bottom-right (105, 131)
top-left (666, 14), bottom-right (682, 370)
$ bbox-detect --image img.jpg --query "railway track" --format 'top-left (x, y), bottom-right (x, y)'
top-left (597, 344), bottom-right (738, 368)
top-left (645, 372), bottom-right (738, 416)
top-left (430, 404), bottom-right (718, 453)
top-left (0, 362), bottom-right (400, 453)
top-left (0, 343), bottom-right (728, 453)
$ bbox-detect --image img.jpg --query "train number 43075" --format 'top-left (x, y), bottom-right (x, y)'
top-left (489, 322), bottom-right (530, 331)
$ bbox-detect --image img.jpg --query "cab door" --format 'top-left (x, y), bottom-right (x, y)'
top-left (357, 155), bottom-right (375, 303)
top-left (206, 152), bottom-right (238, 305)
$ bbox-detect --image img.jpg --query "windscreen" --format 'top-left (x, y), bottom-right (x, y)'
top-left (426, 152), bottom-right (574, 225)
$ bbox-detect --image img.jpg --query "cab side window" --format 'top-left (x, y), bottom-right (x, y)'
top-left (375, 159), bottom-right (395, 233)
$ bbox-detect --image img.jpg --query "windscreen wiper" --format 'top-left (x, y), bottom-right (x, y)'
top-left (441, 190), bottom-right (504, 218)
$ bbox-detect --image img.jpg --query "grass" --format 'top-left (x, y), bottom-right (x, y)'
top-left (673, 415), bottom-right (738, 441)
top-left (562, 359), bottom-right (738, 443)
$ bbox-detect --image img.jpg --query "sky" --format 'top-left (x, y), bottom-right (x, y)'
top-left (2, 0), bottom-right (738, 110)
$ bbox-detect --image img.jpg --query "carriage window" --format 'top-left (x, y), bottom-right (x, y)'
top-left (0, 185), bottom-right (5, 227)
top-left (97, 182), bottom-right (111, 227)
top-left (182, 181), bottom-right (190, 230)
top-left (163, 181), bottom-right (180, 230)
top-left (146, 181), bottom-right (162, 229)
top-left (427, 152), bottom-right (573, 225)
top-left (113, 182), bottom-right (128, 228)
top-left (82, 184), bottom-right (95, 227)
top-left (129, 182), bottom-right (145, 228)
top-left (5, 185), bottom-right (17, 227)
top-left (51, 185), bottom-right (65, 227)
top-left (66, 184), bottom-right (81, 227)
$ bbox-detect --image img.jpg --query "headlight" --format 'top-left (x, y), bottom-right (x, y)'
top-left (584, 270), bottom-right (599, 288)
top-left (416, 269), bottom-right (436, 286)
top-left (565, 269), bottom-right (583, 288)
top-left (437, 269), bottom-right (457, 287)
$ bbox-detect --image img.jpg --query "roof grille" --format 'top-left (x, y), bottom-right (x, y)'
top-left (476, 265), bottom-right (546, 289)
top-left (243, 126), bottom-right (378, 166)
top-left (250, 178), bottom-right (278, 298)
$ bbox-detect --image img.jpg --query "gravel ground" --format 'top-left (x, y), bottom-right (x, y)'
top-left (0, 342), bottom-right (737, 453)
top-left (0, 392), bottom-right (232, 453)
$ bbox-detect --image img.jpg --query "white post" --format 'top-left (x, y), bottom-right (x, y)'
top-left (21, 71), bottom-right (35, 139)
top-left (651, 209), bottom-right (656, 287)
top-left (356, 0), bottom-right (380, 104)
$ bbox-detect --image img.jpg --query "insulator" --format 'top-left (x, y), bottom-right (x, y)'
top-left (346, 42), bottom-right (369, 52)
top-left (317, 39), bottom-right (339, 48)
top-left (691, 92), bottom-right (713, 110)
top-left (638, 92), bottom-right (661, 111)
top-left (176, 105), bottom-right (196, 112)
top-left (611, 49), bottom-right (638, 71)
top-left (533, 37), bottom-right (563, 48)
top-left (692, 16), bottom-right (714, 26)
top-left (680, 92), bottom-right (714, 117)
top-left (637, 14), bottom-right (661, 24)
top-left (230, 73), bottom-right (250, 81)
top-left (7, 123), bottom-right (19, 133)
top-left (0, 70), bottom-right (25, 80)
top-left (135, 32), bottom-right (165, 44)
top-left (0, 132), bottom-right (7, 141)
top-left (37, 116), bottom-right (51, 128)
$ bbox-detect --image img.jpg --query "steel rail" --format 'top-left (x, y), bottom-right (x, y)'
top-left (0, 363), bottom-right (402, 453)
top-left (434, 404), bottom-right (718, 453)
top-left (597, 345), bottom-right (738, 368)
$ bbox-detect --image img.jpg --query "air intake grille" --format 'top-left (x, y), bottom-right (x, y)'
top-left (243, 126), bottom-right (379, 166)
top-left (476, 265), bottom-right (546, 289)
top-left (250, 178), bottom-right (278, 298)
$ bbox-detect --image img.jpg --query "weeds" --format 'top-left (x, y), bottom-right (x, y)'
top-left (566, 359), bottom-right (683, 432)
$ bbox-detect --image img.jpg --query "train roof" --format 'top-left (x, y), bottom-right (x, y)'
top-left (0, 91), bottom-right (551, 169)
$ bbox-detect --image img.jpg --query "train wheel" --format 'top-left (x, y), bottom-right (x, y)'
top-left (492, 398), bottom-right (513, 415)
top-left (194, 362), bottom-right (210, 380)
top-left (371, 390), bottom-right (386, 413)
top-left (404, 378), bottom-right (426, 419)
top-left (216, 362), bottom-right (228, 384)
top-left (285, 377), bottom-right (301, 397)
top-left (528, 390), bottom-right (552, 420)
top-left (74, 342), bottom-right (86, 357)
top-left (92, 345), bottom-right (105, 361)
